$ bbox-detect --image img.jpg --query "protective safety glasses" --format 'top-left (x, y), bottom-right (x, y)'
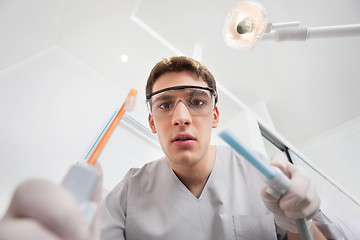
top-left (146, 85), bottom-right (217, 117)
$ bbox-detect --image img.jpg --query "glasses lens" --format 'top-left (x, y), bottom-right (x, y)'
top-left (149, 88), bottom-right (214, 116)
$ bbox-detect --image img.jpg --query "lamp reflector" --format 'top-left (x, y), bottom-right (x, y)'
top-left (223, 0), bottom-right (269, 50)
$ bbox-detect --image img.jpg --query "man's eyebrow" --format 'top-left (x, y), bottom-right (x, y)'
top-left (187, 89), bottom-right (210, 97)
top-left (152, 93), bottom-right (175, 102)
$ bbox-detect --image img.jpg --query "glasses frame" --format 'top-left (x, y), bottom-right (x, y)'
top-left (146, 85), bottom-right (217, 116)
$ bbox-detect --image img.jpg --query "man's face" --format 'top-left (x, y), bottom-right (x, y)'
top-left (148, 71), bottom-right (219, 166)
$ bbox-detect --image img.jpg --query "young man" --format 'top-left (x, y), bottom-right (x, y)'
top-left (99, 56), bottom-right (326, 239)
top-left (0, 56), bottom-right (328, 239)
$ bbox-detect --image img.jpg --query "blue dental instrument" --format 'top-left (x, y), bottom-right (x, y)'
top-left (219, 129), bottom-right (312, 240)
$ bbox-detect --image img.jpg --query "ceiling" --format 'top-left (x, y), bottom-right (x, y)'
top-left (1, 0), bottom-right (360, 145)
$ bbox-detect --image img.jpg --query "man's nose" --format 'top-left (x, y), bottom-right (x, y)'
top-left (171, 100), bottom-right (192, 126)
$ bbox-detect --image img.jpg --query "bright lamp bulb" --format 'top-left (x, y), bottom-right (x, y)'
top-left (223, 0), bottom-right (269, 50)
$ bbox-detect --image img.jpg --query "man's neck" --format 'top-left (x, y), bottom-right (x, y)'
top-left (170, 145), bottom-right (216, 198)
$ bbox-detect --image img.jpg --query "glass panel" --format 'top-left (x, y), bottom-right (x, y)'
top-left (289, 149), bottom-right (360, 236)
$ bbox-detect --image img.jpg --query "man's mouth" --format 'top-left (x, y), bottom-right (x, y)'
top-left (172, 133), bottom-right (195, 142)
top-left (175, 137), bottom-right (193, 141)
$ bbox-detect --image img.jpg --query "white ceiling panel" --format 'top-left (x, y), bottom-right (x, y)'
top-left (0, 0), bottom-right (64, 70)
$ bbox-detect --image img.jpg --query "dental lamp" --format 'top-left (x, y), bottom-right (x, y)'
top-left (223, 0), bottom-right (360, 50)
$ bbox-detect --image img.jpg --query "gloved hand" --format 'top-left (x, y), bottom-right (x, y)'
top-left (261, 153), bottom-right (321, 233)
top-left (0, 163), bottom-right (103, 240)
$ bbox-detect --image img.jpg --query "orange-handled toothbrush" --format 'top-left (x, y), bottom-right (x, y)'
top-left (87, 88), bottom-right (137, 165)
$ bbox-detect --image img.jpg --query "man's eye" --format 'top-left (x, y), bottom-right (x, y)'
top-left (159, 102), bottom-right (171, 109)
top-left (191, 99), bottom-right (205, 107)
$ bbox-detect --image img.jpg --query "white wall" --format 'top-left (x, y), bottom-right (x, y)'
top-left (297, 116), bottom-right (360, 201)
top-left (0, 46), bottom-right (163, 215)
top-left (293, 117), bottom-right (360, 236)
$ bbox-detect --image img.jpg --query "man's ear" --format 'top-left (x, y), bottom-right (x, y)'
top-left (148, 114), bottom-right (157, 133)
top-left (212, 106), bottom-right (219, 128)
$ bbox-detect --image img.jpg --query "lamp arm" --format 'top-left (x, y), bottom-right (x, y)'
top-left (308, 24), bottom-right (360, 39)
top-left (262, 23), bottom-right (360, 42)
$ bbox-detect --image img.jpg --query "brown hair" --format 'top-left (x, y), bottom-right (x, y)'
top-left (146, 56), bottom-right (218, 104)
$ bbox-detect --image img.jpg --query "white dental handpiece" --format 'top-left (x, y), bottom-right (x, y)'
top-left (219, 129), bottom-right (312, 240)
top-left (61, 163), bottom-right (100, 224)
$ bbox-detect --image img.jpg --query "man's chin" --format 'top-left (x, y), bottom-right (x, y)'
top-left (165, 147), bottom-right (203, 166)
top-left (169, 157), bottom-right (201, 166)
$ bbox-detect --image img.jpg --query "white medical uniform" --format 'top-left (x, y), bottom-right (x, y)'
top-left (99, 145), bottom-right (281, 240)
